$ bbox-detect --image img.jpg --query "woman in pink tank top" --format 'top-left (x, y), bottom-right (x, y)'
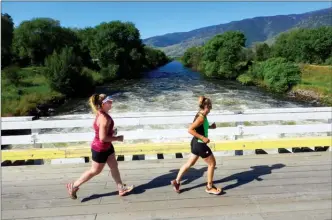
top-left (66, 94), bottom-right (134, 199)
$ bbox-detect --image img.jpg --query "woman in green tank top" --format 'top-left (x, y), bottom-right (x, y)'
top-left (171, 96), bottom-right (222, 195)
top-left (197, 115), bottom-right (210, 143)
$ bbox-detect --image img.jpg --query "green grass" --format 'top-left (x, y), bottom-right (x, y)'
top-left (82, 67), bottom-right (104, 85)
top-left (1, 66), bottom-right (63, 116)
top-left (293, 64), bottom-right (332, 105)
top-left (236, 73), bottom-right (255, 86)
top-left (281, 121), bottom-right (297, 125)
top-left (298, 64), bottom-right (332, 94)
top-left (215, 122), bottom-right (235, 127)
top-left (238, 63), bottom-right (332, 106)
top-left (1, 65), bottom-right (115, 116)
top-left (243, 121), bottom-right (253, 126)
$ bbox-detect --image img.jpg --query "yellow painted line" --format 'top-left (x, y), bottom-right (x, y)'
top-left (1, 137), bottom-right (331, 161)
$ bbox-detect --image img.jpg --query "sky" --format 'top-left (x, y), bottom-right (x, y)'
top-left (1, 2), bottom-right (331, 39)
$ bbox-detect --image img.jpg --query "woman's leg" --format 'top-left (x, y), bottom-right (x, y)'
top-left (171, 154), bottom-right (199, 193)
top-left (106, 153), bottom-right (134, 196)
top-left (176, 154), bottom-right (199, 183)
top-left (203, 153), bottom-right (216, 185)
top-left (67, 161), bottom-right (105, 199)
top-left (203, 153), bottom-right (221, 194)
top-left (74, 161), bottom-right (105, 187)
top-left (106, 153), bottom-right (122, 188)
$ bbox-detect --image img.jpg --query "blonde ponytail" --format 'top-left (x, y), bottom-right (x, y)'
top-left (198, 96), bottom-right (205, 107)
top-left (89, 93), bottom-right (107, 114)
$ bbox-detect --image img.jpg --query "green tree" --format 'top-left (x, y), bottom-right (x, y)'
top-left (1, 13), bottom-right (14, 68)
top-left (12, 18), bottom-right (82, 66)
top-left (44, 47), bottom-right (93, 96)
top-left (182, 46), bottom-right (203, 70)
top-left (254, 43), bottom-right (270, 61)
top-left (75, 27), bottom-right (99, 69)
top-left (325, 57), bottom-right (332, 65)
top-left (207, 31), bottom-right (246, 78)
top-left (253, 57), bottom-right (301, 93)
top-left (239, 47), bottom-right (254, 62)
top-left (75, 27), bottom-right (97, 56)
top-left (92, 21), bottom-right (146, 78)
top-left (144, 46), bottom-right (169, 69)
top-left (271, 27), bottom-right (332, 64)
top-left (182, 31), bottom-right (246, 79)
top-left (2, 65), bottom-right (20, 86)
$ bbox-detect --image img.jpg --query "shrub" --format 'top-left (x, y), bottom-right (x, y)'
top-left (237, 73), bottom-right (255, 86)
top-left (100, 64), bottom-right (119, 81)
top-left (82, 67), bottom-right (103, 85)
top-left (44, 47), bottom-right (93, 97)
top-left (2, 65), bottom-right (20, 86)
top-left (255, 57), bottom-right (301, 93)
top-left (204, 61), bottom-right (218, 77)
top-left (324, 57), bottom-right (332, 65)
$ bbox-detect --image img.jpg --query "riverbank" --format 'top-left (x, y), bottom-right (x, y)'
top-left (1, 66), bottom-right (64, 117)
top-left (1, 60), bottom-right (173, 117)
top-left (182, 61), bottom-right (331, 107)
top-left (289, 64), bottom-right (332, 106)
top-left (237, 64), bottom-right (332, 106)
top-left (0, 62), bottom-right (155, 117)
top-left (2, 16), bottom-right (172, 117)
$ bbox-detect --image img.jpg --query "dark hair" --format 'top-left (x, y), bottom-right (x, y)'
top-left (198, 95), bottom-right (212, 109)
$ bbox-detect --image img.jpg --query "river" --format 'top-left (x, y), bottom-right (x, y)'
top-left (14, 61), bottom-right (318, 149)
top-left (56, 61), bottom-right (307, 116)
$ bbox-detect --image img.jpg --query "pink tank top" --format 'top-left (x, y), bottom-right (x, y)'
top-left (91, 110), bottom-right (114, 152)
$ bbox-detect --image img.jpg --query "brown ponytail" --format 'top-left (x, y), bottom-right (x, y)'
top-left (198, 95), bottom-right (212, 109)
top-left (89, 93), bottom-right (107, 114)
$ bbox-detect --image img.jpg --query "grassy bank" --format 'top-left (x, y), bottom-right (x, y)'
top-left (292, 64), bottom-right (332, 105)
top-left (236, 63), bottom-right (332, 106)
top-left (1, 61), bottom-right (170, 117)
top-left (1, 67), bottom-right (63, 116)
top-left (1, 66), bottom-right (110, 117)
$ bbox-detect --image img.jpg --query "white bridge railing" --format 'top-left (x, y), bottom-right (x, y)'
top-left (1, 107), bottom-right (332, 147)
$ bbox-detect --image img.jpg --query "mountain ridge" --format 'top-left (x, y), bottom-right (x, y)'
top-left (143, 7), bottom-right (332, 56)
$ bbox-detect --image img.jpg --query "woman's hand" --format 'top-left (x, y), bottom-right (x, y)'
top-left (209, 122), bottom-right (216, 129)
top-left (202, 137), bottom-right (210, 144)
top-left (116, 135), bottom-right (124, 142)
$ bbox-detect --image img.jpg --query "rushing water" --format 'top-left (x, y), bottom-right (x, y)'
top-left (16, 61), bottom-right (321, 149)
top-left (56, 61), bottom-right (307, 115)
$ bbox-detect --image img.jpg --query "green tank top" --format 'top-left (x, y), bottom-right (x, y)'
top-left (193, 112), bottom-right (209, 143)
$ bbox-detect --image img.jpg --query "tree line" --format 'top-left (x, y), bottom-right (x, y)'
top-left (181, 26), bottom-right (332, 94)
top-left (1, 13), bottom-right (170, 97)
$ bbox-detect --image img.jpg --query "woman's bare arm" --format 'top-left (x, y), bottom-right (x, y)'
top-left (188, 115), bottom-right (209, 143)
top-left (98, 114), bottom-right (121, 142)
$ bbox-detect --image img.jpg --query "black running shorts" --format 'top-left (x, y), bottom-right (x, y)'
top-left (190, 138), bottom-right (212, 158)
top-left (91, 145), bottom-right (115, 163)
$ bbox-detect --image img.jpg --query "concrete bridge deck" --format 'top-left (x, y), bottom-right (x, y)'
top-left (2, 152), bottom-right (332, 220)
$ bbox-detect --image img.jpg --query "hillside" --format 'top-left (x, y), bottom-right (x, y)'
top-left (143, 7), bottom-right (332, 57)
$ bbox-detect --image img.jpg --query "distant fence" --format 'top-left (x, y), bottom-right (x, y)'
top-left (1, 107), bottom-right (331, 161)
